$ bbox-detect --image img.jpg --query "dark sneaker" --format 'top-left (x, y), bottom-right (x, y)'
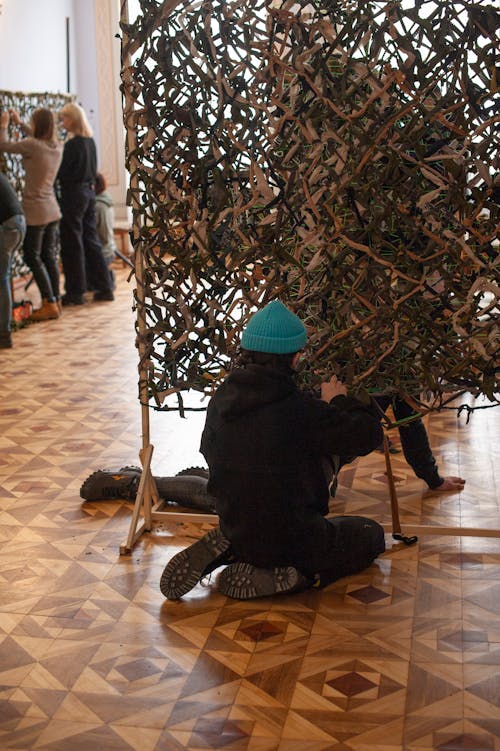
top-left (93, 290), bottom-right (114, 302)
top-left (217, 562), bottom-right (310, 600)
top-left (160, 527), bottom-right (232, 599)
top-left (61, 294), bottom-right (85, 306)
top-left (80, 466), bottom-right (141, 501)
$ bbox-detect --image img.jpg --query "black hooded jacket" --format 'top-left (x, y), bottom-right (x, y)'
top-left (200, 364), bottom-right (383, 572)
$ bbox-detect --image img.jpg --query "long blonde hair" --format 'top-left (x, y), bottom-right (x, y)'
top-left (60, 102), bottom-right (93, 138)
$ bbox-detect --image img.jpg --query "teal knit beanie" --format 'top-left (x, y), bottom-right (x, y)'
top-left (240, 300), bottom-right (307, 354)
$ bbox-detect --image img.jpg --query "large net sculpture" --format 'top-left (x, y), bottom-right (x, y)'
top-left (0, 90), bottom-right (74, 278)
top-left (120, 0), bottom-right (499, 419)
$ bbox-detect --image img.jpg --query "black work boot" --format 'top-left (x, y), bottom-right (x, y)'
top-left (160, 527), bottom-right (232, 599)
top-left (217, 563), bottom-right (311, 600)
top-left (79, 466), bottom-right (141, 501)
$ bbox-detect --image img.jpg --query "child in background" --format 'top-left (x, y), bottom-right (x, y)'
top-left (94, 172), bottom-right (117, 289)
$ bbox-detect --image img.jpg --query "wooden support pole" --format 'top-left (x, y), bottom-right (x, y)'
top-left (383, 433), bottom-right (402, 536)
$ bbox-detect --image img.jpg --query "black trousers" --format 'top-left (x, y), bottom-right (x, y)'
top-left (374, 395), bottom-right (442, 488)
top-left (59, 184), bottom-right (112, 297)
top-left (152, 472), bottom-right (385, 589)
top-left (23, 221), bottom-right (60, 302)
top-left (311, 515), bottom-right (386, 588)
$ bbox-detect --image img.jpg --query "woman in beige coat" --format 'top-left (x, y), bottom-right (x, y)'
top-left (0, 108), bottom-right (63, 320)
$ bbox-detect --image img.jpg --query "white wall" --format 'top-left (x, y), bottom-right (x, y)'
top-left (72, 0), bottom-right (101, 158)
top-left (0, 0), bottom-right (128, 220)
top-left (0, 0), bottom-right (75, 94)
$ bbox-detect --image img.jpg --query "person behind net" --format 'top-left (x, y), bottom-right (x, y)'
top-left (157, 300), bottom-right (386, 600)
top-left (373, 394), bottom-right (466, 492)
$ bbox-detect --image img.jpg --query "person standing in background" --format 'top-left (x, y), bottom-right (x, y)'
top-left (0, 173), bottom-right (26, 348)
top-left (0, 108), bottom-right (63, 321)
top-left (57, 103), bottom-right (114, 306)
top-left (95, 172), bottom-right (117, 290)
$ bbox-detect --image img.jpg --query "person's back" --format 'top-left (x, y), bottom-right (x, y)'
top-left (20, 138), bottom-right (62, 225)
top-left (58, 135), bottom-right (97, 186)
top-left (160, 300), bottom-right (386, 600)
top-left (0, 108), bottom-right (62, 226)
top-left (57, 102), bottom-right (114, 305)
top-left (201, 355), bottom-right (381, 571)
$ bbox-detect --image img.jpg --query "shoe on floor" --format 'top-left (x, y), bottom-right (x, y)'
top-left (80, 467), bottom-right (141, 501)
top-left (218, 562), bottom-right (311, 599)
top-left (0, 331), bottom-right (12, 349)
top-left (160, 527), bottom-right (232, 599)
top-left (29, 299), bottom-right (60, 321)
top-left (93, 290), bottom-right (114, 302)
top-left (61, 294), bottom-right (84, 306)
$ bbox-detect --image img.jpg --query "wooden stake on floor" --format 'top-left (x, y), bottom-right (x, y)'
top-left (383, 433), bottom-right (418, 545)
top-left (383, 433), bottom-right (402, 537)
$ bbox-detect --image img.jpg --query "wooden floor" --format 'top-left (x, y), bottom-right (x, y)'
top-left (1, 265), bottom-right (499, 751)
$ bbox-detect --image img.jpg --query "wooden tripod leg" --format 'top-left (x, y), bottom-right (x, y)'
top-left (138, 444), bottom-right (161, 527)
top-left (383, 434), bottom-right (418, 545)
top-left (120, 443), bottom-right (159, 554)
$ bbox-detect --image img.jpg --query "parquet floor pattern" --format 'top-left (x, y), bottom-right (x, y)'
top-left (1, 266), bottom-right (499, 751)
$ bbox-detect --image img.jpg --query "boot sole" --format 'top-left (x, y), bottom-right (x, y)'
top-left (160, 527), bottom-right (231, 599)
top-left (28, 314), bottom-right (60, 321)
top-left (218, 562), bottom-right (309, 600)
top-left (79, 469), bottom-right (141, 501)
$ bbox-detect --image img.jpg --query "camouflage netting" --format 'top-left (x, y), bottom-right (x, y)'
top-left (0, 90), bottom-right (74, 278)
top-left (120, 0), bottom-right (499, 416)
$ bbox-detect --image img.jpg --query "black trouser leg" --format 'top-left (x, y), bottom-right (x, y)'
top-left (23, 224), bottom-right (56, 301)
top-left (392, 398), bottom-right (441, 488)
top-left (154, 475), bottom-right (217, 512)
top-left (60, 188), bottom-right (87, 297)
top-left (314, 516), bottom-right (386, 588)
top-left (40, 221), bottom-right (60, 300)
top-left (373, 395), bottom-right (441, 488)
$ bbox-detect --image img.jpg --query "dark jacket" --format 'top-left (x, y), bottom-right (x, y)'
top-left (0, 173), bottom-right (22, 222)
top-left (57, 136), bottom-right (97, 186)
top-left (200, 363), bottom-right (382, 572)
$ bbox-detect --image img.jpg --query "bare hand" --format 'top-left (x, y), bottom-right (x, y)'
top-left (432, 476), bottom-right (466, 492)
top-left (9, 109), bottom-right (21, 125)
top-left (321, 375), bottom-right (347, 402)
top-left (0, 111), bottom-right (9, 128)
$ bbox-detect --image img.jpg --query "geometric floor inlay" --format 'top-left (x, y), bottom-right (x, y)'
top-left (1, 264), bottom-right (499, 750)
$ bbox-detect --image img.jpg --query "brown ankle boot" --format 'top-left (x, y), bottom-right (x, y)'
top-left (29, 300), bottom-right (60, 322)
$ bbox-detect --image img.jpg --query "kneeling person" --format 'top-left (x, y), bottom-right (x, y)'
top-left (161, 300), bottom-right (386, 600)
